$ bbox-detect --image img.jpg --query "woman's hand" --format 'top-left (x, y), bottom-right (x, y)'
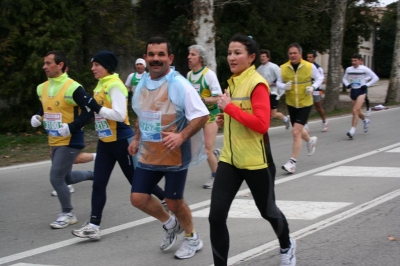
top-left (217, 90), bottom-right (231, 111)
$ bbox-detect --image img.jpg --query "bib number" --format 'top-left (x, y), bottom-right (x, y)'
top-left (95, 114), bottom-right (112, 138)
top-left (140, 110), bottom-right (162, 142)
top-left (43, 112), bottom-right (62, 137)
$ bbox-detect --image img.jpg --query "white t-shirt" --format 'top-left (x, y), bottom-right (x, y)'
top-left (257, 62), bottom-right (280, 93)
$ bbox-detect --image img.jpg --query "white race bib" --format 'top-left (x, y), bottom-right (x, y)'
top-left (43, 112), bottom-right (62, 137)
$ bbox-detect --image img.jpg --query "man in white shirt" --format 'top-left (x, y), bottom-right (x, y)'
top-left (257, 49), bottom-right (290, 129)
top-left (125, 58), bottom-right (146, 102)
top-left (342, 53), bottom-right (379, 139)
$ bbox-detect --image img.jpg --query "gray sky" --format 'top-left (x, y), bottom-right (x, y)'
top-left (379, 0), bottom-right (397, 6)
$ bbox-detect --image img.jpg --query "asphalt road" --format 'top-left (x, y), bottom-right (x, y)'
top-left (1, 107), bottom-right (399, 266)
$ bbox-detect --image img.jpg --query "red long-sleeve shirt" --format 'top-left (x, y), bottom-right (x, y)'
top-left (223, 83), bottom-right (271, 134)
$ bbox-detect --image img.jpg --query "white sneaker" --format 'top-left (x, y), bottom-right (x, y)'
top-left (307, 136), bottom-right (317, 156)
top-left (50, 212), bottom-right (77, 229)
top-left (281, 238), bottom-right (296, 266)
top-left (282, 160), bottom-right (296, 174)
top-left (365, 108), bottom-right (371, 117)
top-left (347, 131), bottom-right (354, 139)
top-left (160, 219), bottom-right (184, 251)
top-left (363, 119), bottom-right (370, 132)
top-left (51, 185), bottom-right (75, 197)
top-left (321, 120), bottom-right (329, 132)
top-left (284, 116), bottom-right (290, 130)
top-left (161, 200), bottom-right (171, 214)
top-left (213, 149), bottom-right (221, 160)
top-left (203, 177), bottom-right (215, 189)
top-left (304, 123), bottom-right (309, 133)
top-left (71, 222), bottom-right (100, 240)
top-left (174, 234), bottom-right (203, 259)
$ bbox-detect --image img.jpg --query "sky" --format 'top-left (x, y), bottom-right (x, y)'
top-left (379, 0), bottom-right (398, 6)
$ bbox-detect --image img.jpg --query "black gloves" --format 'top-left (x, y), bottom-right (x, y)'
top-left (361, 85), bottom-right (368, 90)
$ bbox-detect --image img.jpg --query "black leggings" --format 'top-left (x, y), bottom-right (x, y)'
top-left (209, 161), bottom-right (290, 266)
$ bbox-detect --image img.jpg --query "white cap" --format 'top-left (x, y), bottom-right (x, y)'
top-left (135, 58), bottom-right (146, 68)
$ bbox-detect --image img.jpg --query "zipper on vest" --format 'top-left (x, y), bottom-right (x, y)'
top-left (260, 139), bottom-right (266, 163)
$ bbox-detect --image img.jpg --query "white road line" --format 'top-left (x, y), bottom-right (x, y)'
top-left (224, 189), bottom-right (400, 266)
top-left (316, 166), bottom-right (400, 178)
top-left (193, 199), bottom-right (352, 220)
top-left (1, 142), bottom-right (399, 265)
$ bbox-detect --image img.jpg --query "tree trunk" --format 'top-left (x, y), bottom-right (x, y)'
top-left (386, 0), bottom-right (400, 103)
top-left (192, 0), bottom-right (217, 72)
top-left (324, 0), bottom-right (348, 112)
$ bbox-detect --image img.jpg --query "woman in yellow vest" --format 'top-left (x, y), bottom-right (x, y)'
top-left (208, 34), bottom-right (296, 266)
top-left (72, 51), bottom-right (164, 240)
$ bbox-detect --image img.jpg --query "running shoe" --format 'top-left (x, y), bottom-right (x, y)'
top-left (213, 149), bottom-right (221, 160)
top-left (347, 132), bottom-right (354, 139)
top-left (307, 136), bottom-right (317, 156)
top-left (160, 219), bottom-right (184, 251)
top-left (282, 160), bottom-right (296, 174)
top-left (51, 185), bottom-right (75, 197)
top-left (174, 234), bottom-right (204, 259)
top-left (304, 123), bottom-right (309, 133)
top-left (161, 200), bottom-right (171, 214)
top-left (50, 212), bottom-right (77, 229)
top-left (284, 116), bottom-right (290, 130)
top-left (321, 120), bottom-right (329, 132)
top-left (280, 238), bottom-right (296, 266)
top-left (365, 108), bottom-right (371, 117)
top-left (72, 222), bottom-right (100, 240)
top-left (203, 177), bottom-right (215, 189)
top-left (363, 119), bottom-right (370, 132)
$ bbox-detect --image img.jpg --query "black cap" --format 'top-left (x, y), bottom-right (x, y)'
top-left (91, 50), bottom-right (118, 72)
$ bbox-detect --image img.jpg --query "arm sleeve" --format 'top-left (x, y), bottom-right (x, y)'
top-left (365, 68), bottom-right (379, 87)
top-left (205, 70), bottom-right (223, 96)
top-left (342, 69), bottom-right (349, 87)
top-left (223, 83), bottom-right (271, 134)
top-left (69, 86), bottom-right (94, 133)
top-left (311, 64), bottom-right (324, 89)
top-left (179, 82), bottom-right (209, 121)
top-left (276, 68), bottom-right (286, 90)
top-left (98, 87), bottom-right (127, 122)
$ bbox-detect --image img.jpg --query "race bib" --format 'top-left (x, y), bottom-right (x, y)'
top-left (140, 110), bottom-right (162, 142)
top-left (94, 113), bottom-right (112, 138)
top-left (349, 77), bottom-right (361, 88)
top-left (43, 112), bottom-right (62, 137)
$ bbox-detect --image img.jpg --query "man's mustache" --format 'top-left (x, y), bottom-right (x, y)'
top-left (150, 61), bottom-right (163, 66)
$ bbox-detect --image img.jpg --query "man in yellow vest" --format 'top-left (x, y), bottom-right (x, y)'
top-left (30, 50), bottom-right (94, 229)
top-left (277, 43), bottom-right (324, 174)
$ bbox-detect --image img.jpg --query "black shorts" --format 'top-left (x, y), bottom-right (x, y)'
top-left (287, 105), bottom-right (312, 126)
top-left (350, 88), bottom-right (367, 101)
top-left (270, 94), bottom-right (279, 110)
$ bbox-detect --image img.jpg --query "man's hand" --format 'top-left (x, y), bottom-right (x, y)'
top-left (161, 132), bottom-right (184, 151)
top-left (284, 81), bottom-right (293, 91)
top-left (347, 84), bottom-right (352, 89)
top-left (128, 138), bottom-right (140, 156)
top-left (86, 97), bottom-right (102, 113)
top-left (57, 123), bottom-right (70, 137)
top-left (361, 85), bottom-right (368, 90)
top-left (31, 115), bottom-right (42, 127)
top-left (305, 86), bottom-right (314, 95)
